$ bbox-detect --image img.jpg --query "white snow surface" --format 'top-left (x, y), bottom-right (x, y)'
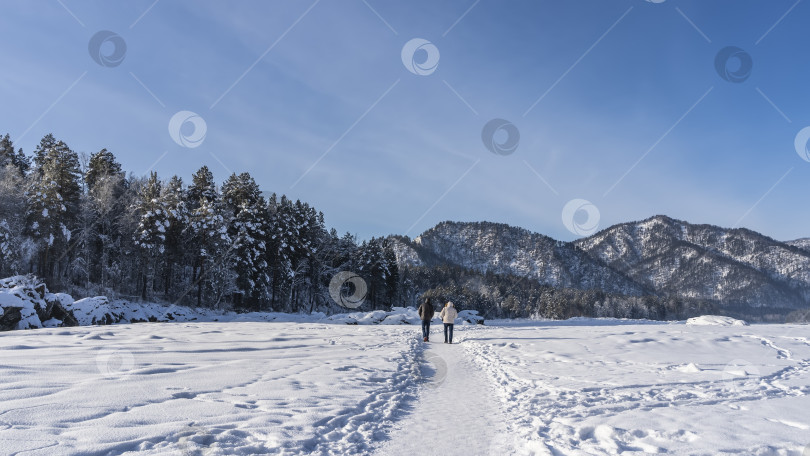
top-left (2, 319), bottom-right (810, 455)
top-left (686, 315), bottom-right (749, 326)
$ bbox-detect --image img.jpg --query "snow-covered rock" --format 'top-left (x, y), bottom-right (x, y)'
top-left (0, 292), bottom-right (36, 330)
top-left (380, 307), bottom-right (421, 325)
top-left (458, 309), bottom-right (484, 325)
top-left (324, 307), bottom-right (421, 326)
top-left (686, 315), bottom-right (748, 326)
top-left (0, 275), bottom-right (78, 330)
top-left (52, 292), bottom-right (74, 306)
top-left (68, 297), bottom-right (122, 325)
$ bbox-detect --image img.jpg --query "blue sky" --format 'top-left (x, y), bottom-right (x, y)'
top-left (1, 0), bottom-right (808, 242)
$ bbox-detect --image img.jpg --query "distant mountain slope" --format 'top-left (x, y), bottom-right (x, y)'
top-left (391, 217), bottom-right (810, 310)
top-left (575, 215), bottom-right (810, 308)
top-left (787, 238), bottom-right (810, 252)
top-left (398, 221), bottom-right (649, 296)
top-left (388, 235), bottom-right (445, 268)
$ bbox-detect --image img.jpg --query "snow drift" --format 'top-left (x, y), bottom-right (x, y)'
top-left (686, 315), bottom-right (748, 326)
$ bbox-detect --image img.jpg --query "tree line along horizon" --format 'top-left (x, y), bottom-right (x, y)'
top-left (0, 132), bottom-right (399, 312)
top-left (0, 132), bottom-right (780, 321)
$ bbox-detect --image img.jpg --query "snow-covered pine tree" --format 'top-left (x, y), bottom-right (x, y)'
top-left (0, 219), bottom-right (13, 274)
top-left (0, 134), bottom-right (15, 169)
top-left (25, 138), bottom-right (82, 284)
top-left (186, 165), bottom-right (218, 212)
top-left (267, 194), bottom-right (320, 311)
top-left (337, 232), bottom-right (358, 269)
top-left (160, 175), bottom-right (188, 298)
top-left (381, 237), bottom-right (400, 306)
top-left (83, 149), bottom-right (127, 289)
top-left (31, 133), bottom-right (57, 178)
top-left (357, 238), bottom-right (390, 309)
top-left (0, 133), bottom-right (30, 175)
top-left (184, 166), bottom-right (225, 307)
top-left (231, 201), bottom-right (270, 309)
top-left (265, 193), bottom-right (290, 310)
top-left (221, 172), bottom-right (269, 309)
top-left (85, 148), bottom-right (123, 192)
top-left (133, 172), bottom-right (167, 299)
top-left (0, 162), bottom-right (29, 276)
top-left (186, 186), bottom-right (231, 308)
top-left (287, 200), bottom-right (328, 312)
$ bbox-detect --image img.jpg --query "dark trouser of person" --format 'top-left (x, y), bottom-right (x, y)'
top-left (421, 320), bottom-right (430, 340)
top-left (444, 323), bottom-right (454, 343)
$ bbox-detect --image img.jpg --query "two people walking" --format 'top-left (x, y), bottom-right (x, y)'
top-left (417, 298), bottom-right (458, 344)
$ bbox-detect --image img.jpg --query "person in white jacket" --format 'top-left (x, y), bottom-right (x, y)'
top-left (439, 302), bottom-right (458, 344)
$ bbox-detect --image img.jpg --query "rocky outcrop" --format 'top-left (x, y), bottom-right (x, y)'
top-left (0, 275), bottom-right (79, 331)
top-left (0, 306), bottom-right (21, 331)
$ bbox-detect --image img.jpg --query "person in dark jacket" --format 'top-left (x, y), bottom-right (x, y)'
top-left (417, 297), bottom-right (435, 342)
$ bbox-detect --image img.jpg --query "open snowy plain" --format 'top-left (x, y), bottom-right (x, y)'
top-left (1, 318), bottom-right (810, 455)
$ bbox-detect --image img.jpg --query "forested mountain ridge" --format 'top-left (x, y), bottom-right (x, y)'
top-left (391, 217), bottom-right (810, 312)
top-left (397, 221), bottom-right (650, 296)
top-left (576, 215), bottom-right (810, 308)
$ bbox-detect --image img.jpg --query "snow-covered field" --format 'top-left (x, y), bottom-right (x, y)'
top-left (466, 320), bottom-right (810, 455)
top-left (1, 318), bottom-right (810, 455)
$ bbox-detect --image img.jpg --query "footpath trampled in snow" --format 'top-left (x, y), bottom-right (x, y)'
top-left (375, 338), bottom-right (511, 456)
top-left (2, 318), bottom-right (810, 455)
